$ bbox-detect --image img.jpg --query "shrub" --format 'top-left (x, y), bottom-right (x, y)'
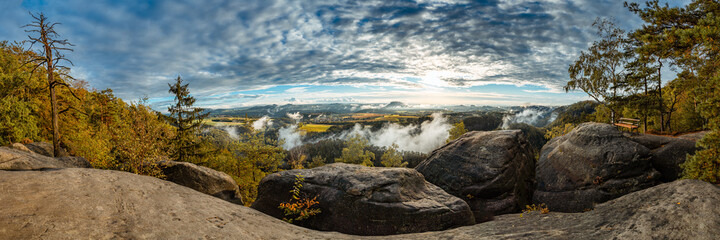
top-left (278, 174), bottom-right (321, 223)
top-left (681, 129), bottom-right (720, 183)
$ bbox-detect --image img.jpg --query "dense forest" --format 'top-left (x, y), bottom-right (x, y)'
top-left (1, 0), bottom-right (719, 206)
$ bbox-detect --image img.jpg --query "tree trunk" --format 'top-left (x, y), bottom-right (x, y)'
top-left (643, 71), bottom-right (648, 133)
top-left (657, 59), bottom-right (664, 132)
top-left (44, 36), bottom-right (61, 157)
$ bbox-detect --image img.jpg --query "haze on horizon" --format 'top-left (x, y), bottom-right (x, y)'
top-left (0, 0), bottom-right (687, 110)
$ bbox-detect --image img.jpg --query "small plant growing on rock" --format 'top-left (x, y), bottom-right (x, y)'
top-left (278, 174), bottom-right (321, 223)
top-left (520, 203), bottom-right (549, 217)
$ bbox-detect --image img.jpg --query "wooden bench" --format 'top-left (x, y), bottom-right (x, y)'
top-left (614, 118), bottom-right (640, 132)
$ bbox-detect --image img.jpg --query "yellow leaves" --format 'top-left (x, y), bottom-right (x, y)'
top-left (521, 203), bottom-right (550, 218)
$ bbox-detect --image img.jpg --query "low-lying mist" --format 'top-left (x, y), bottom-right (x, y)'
top-left (502, 108), bottom-right (557, 129)
top-left (279, 112), bottom-right (452, 153)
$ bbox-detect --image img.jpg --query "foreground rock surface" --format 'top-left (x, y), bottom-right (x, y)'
top-left (251, 163), bottom-right (475, 235)
top-left (158, 160), bottom-right (244, 205)
top-left (2, 168), bottom-right (719, 239)
top-left (415, 130), bottom-right (535, 221)
top-left (627, 134), bottom-right (698, 181)
top-left (535, 123), bottom-right (661, 212)
top-left (404, 179), bottom-right (720, 240)
top-left (0, 146), bottom-right (74, 170)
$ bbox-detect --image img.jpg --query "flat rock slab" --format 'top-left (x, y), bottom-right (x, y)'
top-left (1, 168), bottom-right (718, 239)
top-left (0, 168), bottom-right (331, 240)
top-left (252, 163), bottom-right (475, 235)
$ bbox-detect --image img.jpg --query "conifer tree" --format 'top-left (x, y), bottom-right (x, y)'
top-left (167, 76), bottom-right (208, 162)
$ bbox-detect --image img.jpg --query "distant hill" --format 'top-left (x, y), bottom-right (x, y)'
top-left (207, 102), bottom-right (504, 117)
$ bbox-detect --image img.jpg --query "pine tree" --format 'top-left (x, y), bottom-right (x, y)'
top-left (167, 76), bottom-right (208, 162)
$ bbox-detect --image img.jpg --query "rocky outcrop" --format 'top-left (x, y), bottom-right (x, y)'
top-left (415, 130), bottom-right (535, 222)
top-left (251, 163), bottom-right (475, 235)
top-left (407, 179), bottom-right (720, 240)
top-left (534, 123), bottom-right (661, 212)
top-left (628, 134), bottom-right (698, 181)
top-left (0, 168), bottom-right (331, 240)
top-left (158, 160), bottom-right (244, 205)
top-left (2, 168), bottom-right (719, 239)
top-left (0, 146), bottom-right (73, 170)
top-left (24, 142), bottom-right (69, 157)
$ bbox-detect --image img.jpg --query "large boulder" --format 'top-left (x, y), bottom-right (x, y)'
top-left (534, 122), bottom-right (661, 212)
top-left (23, 142), bottom-right (69, 157)
top-left (158, 160), bottom-right (243, 205)
top-left (2, 168), bottom-right (719, 239)
top-left (415, 130), bottom-right (535, 222)
top-left (0, 146), bottom-right (73, 170)
top-left (627, 134), bottom-right (698, 181)
top-left (251, 163), bottom-right (475, 235)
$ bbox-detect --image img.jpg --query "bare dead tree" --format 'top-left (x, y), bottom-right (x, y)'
top-left (23, 12), bottom-right (75, 157)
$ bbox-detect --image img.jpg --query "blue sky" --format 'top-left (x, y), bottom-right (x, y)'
top-left (0, 0), bottom-right (688, 110)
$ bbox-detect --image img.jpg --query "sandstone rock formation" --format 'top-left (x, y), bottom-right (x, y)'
top-left (627, 134), bottom-right (698, 181)
top-left (158, 160), bottom-right (244, 205)
top-left (404, 179), bottom-right (720, 240)
top-left (251, 163), bottom-right (475, 235)
top-left (415, 130), bottom-right (535, 222)
top-left (0, 146), bottom-right (74, 170)
top-left (2, 168), bottom-right (718, 239)
top-left (534, 122), bottom-right (661, 212)
top-left (0, 168), bottom-right (331, 240)
top-left (24, 141), bottom-right (69, 157)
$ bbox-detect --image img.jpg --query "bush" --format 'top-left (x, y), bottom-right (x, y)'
top-left (681, 129), bottom-right (720, 183)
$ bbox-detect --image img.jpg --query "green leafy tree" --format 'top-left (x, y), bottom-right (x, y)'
top-left (381, 143), bottom-right (407, 167)
top-left (566, 18), bottom-right (630, 123)
top-left (307, 155), bottom-right (326, 168)
top-left (0, 42), bottom-right (41, 145)
top-left (167, 76), bottom-right (208, 163)
top-left (233, 129), bottom-right (286, 204)
top-left (544, 123), bottom-right (576, 140)
top-left (335, 134), bottom-right (375, 167)
top-left (447, 121), bottom-right (468, 143)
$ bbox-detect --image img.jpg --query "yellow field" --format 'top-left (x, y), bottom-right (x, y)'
top-left (373, 114), bottom-right (420, 122)
top-left (348, 113), bottom-right (384, 119)
top-left (299, 124), bottom-right (333, 133)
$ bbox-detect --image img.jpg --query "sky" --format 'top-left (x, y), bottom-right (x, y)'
top-left (0, 0), bottom-right (689, 110)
